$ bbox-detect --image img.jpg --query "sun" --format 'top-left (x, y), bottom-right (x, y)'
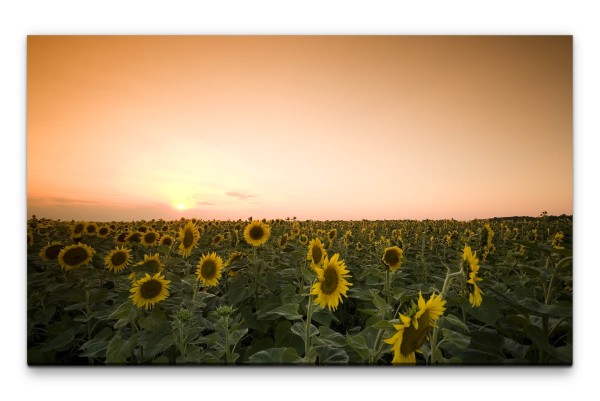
top-left (177, 203), bottom-right (185, 210)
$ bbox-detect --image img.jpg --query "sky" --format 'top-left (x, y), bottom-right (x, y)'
top-left (27, 35), bottom-right (572, 222)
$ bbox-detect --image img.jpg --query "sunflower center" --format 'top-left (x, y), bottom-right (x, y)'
top-left (111, 251), bottom-right (127, 266)
top-left (321, 266), bottom-right (339, 295)
top-left (400, 314), bottom-right (432, 356)
top-left (249, 226), bottom-right (264, 240)
top-left (99, 227), bottom-right (109, 236)
top-left (45, 245), bottom-right (63, 260)
top-left (384, 250), bottom-right (400, 266)
top-left (117, 233), bottom-right (128, 242)
top-left (86, 225), bottom-right (96, 233)
top-left (63, 247), bottom-right (89, 265)
top-left (183, 229), bottom-right (194, 248)
top-left (201, 260), bottom-right (217, 279)
top-left (140, 280), bottom-right (163, 299)
top-left (311, 245), bottom-right (323, 265)
top-left (145, 232), bottom-right (157, 243)
top-left (129, 233), bottom-right (141, 243)
top-left (161, 237), bottom-right (173, 246)
top-left (74, 224), bottom-right (84, 234)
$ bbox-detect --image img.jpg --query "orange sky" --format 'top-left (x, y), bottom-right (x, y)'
top-left (27, 36), bottom-right (572, 222)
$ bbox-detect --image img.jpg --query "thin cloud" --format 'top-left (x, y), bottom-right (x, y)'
top-left (226, 191), bottom-right (256, 201)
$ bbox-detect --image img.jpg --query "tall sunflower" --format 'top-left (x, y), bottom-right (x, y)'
top-left (243, 220), bottom-right (271, 247)
top-left (39, 242), bottom-right (64, 262)
top-left (178, 221), bottom-right (200, 257)
top-left (196, 252), bottom-right (224, 287)
top-left (71, 222), bottom-right (85, 238)
top-left (58, 243), bottom-right (95, 271)
top-left (224, 251), bottom-right (245, 277)
top-left (126, 231), bottom-right (142, 244)
top-left (130, 272), bottom-right (171, 310)
top-left (382, 246), bottom-right (403, 272)
top-left (307, 238), bottom-right (327, 269)
top-left (104, 247), bottom-right (132, 273)
top-left (384, 292), bottom-right (446, 364)
top-left (310, 253), bottom-right (352, 311)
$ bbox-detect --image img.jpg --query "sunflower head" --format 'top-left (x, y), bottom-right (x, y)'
top-left (243, 220), bottom-right (271, 247)
top-left (135, 253), bottom-right (164, 274)
top-left (130, 272), bottom-right (171, 310)
top-left (58, 243), bottom-right (95, 271)
top-left (310, 253), bottom-right (352, 311)
top-left (141, 230), bottom-right (159, 247)
top-left (327, 229), bottom-right (337, 241)
top-left (71, 222), bottom-right (85, 236)
top-left (126, 231), bottom-right (142, 244)
top-left (356, 242), bottom-right (363, 251)
top-left (382, 246), bottom-right (403, 272)
top-left (84, 222), bottom-right (98, 236)
top-left (39, 242), bottom-right (64, 262)
top-left (178, 221), bottom-right (200, 257)
top-left (384, 292), bottom-right (446, 365)
top-left (96, 226), bottom-right (110, 238)
top-left (299, 234), bottom-right (308, 245)
top-left (104, 247), bottom-right (132, 273)
top-left (159, 234), bottom-right (174, 247)
top-left (307, 238), bottom-right (327, 268)
top-left (279, 234), bottom-right (288, 248)
top-left (462, 244), bottom-right (480, 273)
top-left (196, 252), bottom-right (224, 287)
top-left (115, 231), bottom-right (129, 244)
top-left (467, 271), bottom-right (484, 307)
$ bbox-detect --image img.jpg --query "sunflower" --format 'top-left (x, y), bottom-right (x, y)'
top-left (159, 234), bottom-right (174, 247)
top-left (382, 246), bottom-right (403, 272)
top-left (115, 231), bottom-right (129, 244)
top-left (467, 271), bottom-right (483, 307)
top-left (551, 231), bottom-right (565, 249)
top-left (71, 222), bottom-right (85, 237)
top-left (384, 292), bottom-right (446, 364)
top-left (104, 247), bottom-right (132, 273)
top-left (212, 234), bottom-right (223, 246)
top-left (39, 242), bottom-right (64, 262)
top-left (327, 228), bottom-right (337, 242)
top-left (462, 244), bottom-right (483, 307)
top-left (279, 233), bottom-right (288, 248)
top-left (299, 234), bottom-right (308, 245)
top-left (178, 221), bottom-right (200, 257)
top-left (135, 253), bottom-right (164, 273)
top-left (97, 226), bottom-right (110, 238)
top-left (356, 242), bottom-right (363, 251)
top-left (243, 220), bottom-right (271, 247)
top-left (462, 244), bottom-right (480, 273)
top-left (27, 231), bottom-right (33, 247)
top-left (224, 251), bottom-right (245, 277)
top-left (141, 230), bottom-right (159, 247)
top-left (130, 272), bottom-right (171, 310)
top-left (126, 231), bottom-right (142, 244)
top-left (196, 252), bottom-right (224, 287)
top-left (307, 238), bottom-right (327, 268)
top-left (310, 253), bottom-right (352, 311)
top-left (58, 243), bottom-right (95, 271)
top-left (84, 222), bottom-right (98, 236)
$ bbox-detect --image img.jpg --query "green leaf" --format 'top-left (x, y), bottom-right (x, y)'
top-left (314, 326), bottom-right (346, 347)
top-left (42, 329), bottom-right (75, 352)
top-left (106, 333), bottom-right (137, 364)
top-left (247, 347), bottom-right (302, 364)
top-left (371, 320), bottom-right (394, 330)
top-left (138, 310), bottom-right (167, 331)
top-left (346, 334), bottom-right (372, 362)
top-left (441, 328), bottom-right (470, 349)
top-left (441, 314), bottom-right (469, 332)
top-left (370, 290), bottom-right (392, 315)
top-left (259, 303), bottom-right (303, 320)
top-left (316, 346), bottom-right (349, 365)
top-left (290, 322), bottom-right (318, 344)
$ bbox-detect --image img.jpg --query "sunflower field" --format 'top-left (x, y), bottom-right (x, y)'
top-left (27, 215), bottom-right (572, 365)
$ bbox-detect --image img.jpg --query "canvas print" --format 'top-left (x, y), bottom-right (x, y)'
top-left (26, 36), bottom-right (572, 366)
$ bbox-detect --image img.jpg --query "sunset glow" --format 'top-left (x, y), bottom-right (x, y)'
top-left (27, 36), bottom-right (572, 221)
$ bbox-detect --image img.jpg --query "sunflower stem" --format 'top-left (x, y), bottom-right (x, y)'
top-left (224, 316), bottom-right (231, 364)
top-left (430, 267), bottom-right (463, 364)
top-left (304, 292), bottom-right (314, 358)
